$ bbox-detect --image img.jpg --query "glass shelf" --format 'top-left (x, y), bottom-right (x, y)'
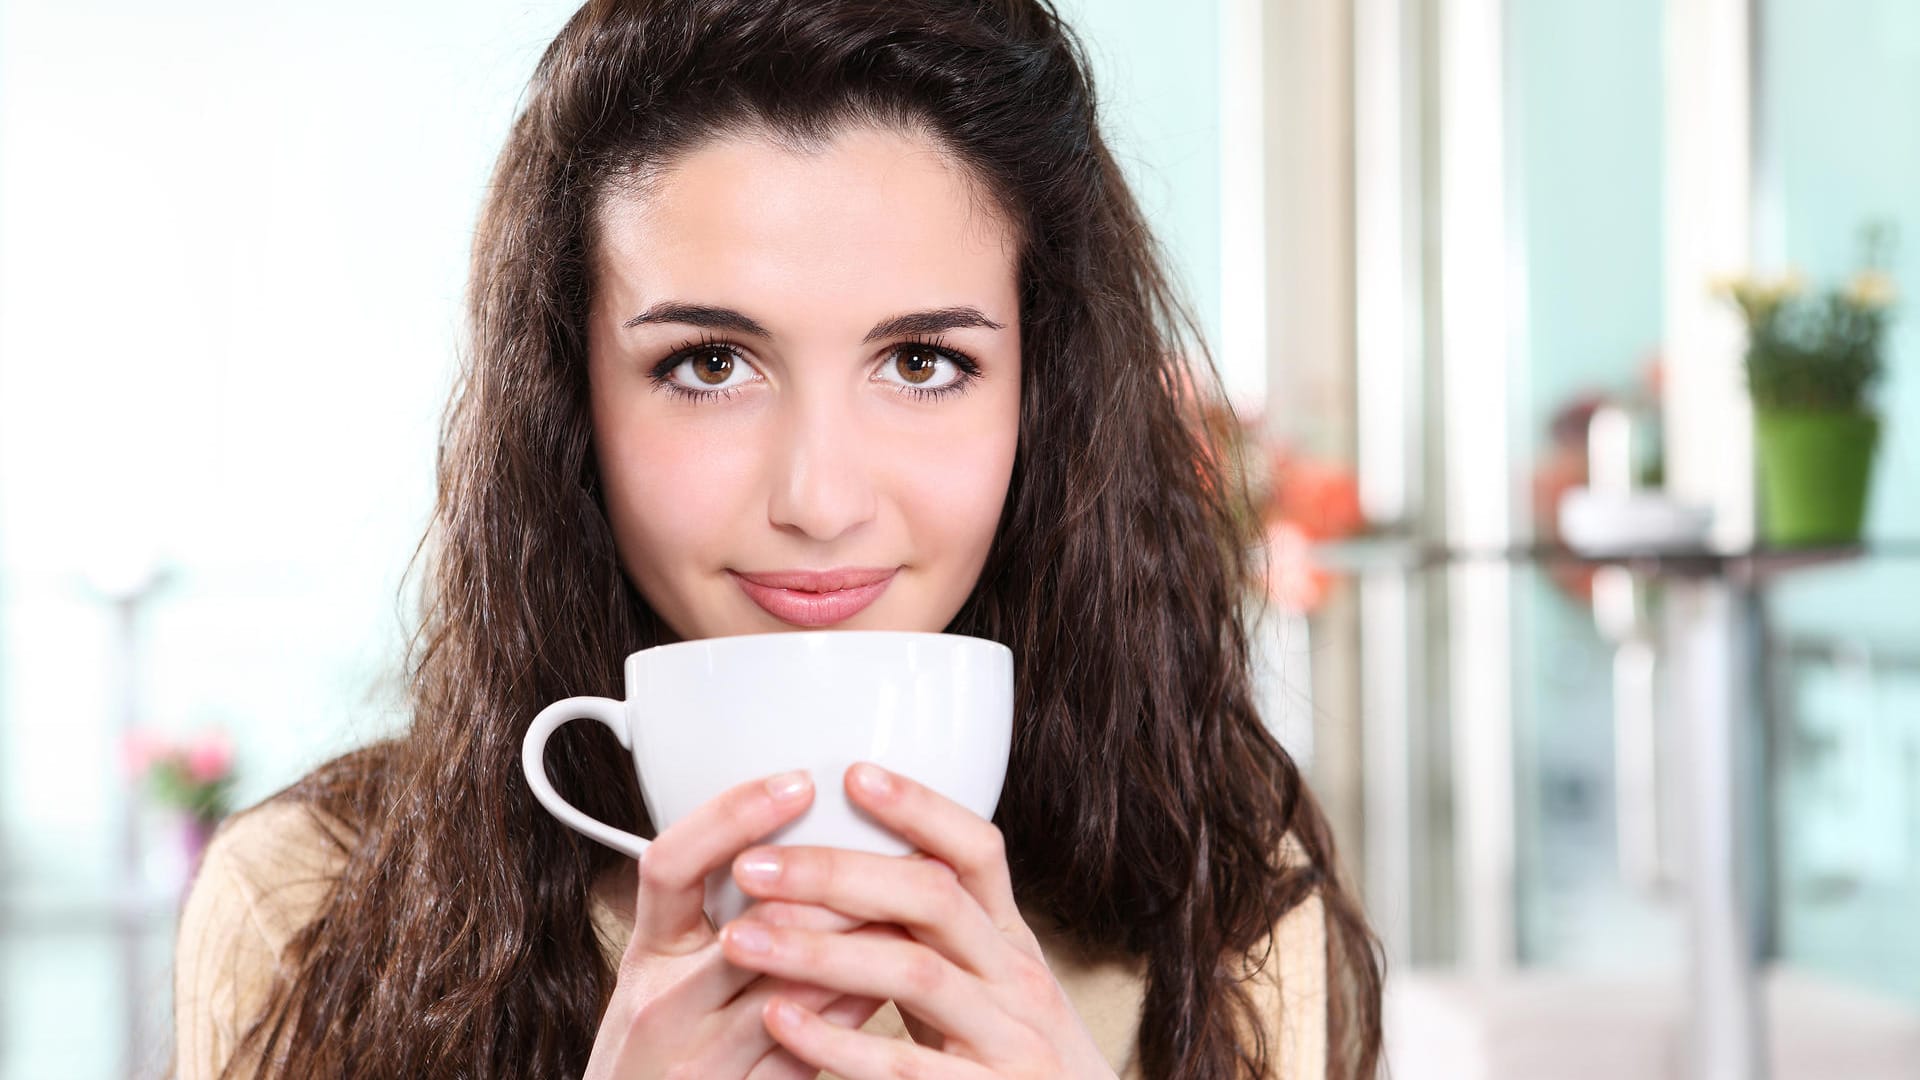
top-left (1315, 537), bottom-right (1920, 580)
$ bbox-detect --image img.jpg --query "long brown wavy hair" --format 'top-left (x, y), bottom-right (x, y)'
top-left (222, 1), bottom-right (1383, 1076)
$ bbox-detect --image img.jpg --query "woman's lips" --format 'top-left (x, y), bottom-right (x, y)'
top-left (729, 567), bottom-right (898, 627)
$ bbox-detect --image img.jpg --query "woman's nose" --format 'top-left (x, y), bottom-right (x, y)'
top-left (764, 392), bottom-right (879, 543)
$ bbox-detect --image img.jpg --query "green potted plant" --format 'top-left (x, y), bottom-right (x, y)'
top-left (1717, 224), bottom-right (1899, 546)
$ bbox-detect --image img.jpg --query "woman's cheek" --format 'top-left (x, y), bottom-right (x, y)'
top-left (898, 417), bottom-right (1016, 570)
top-left (602, 416), bottom-right (766, 569)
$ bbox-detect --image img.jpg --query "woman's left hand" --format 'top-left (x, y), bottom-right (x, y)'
top-left (718, 762), bottom-right (1118, 1080)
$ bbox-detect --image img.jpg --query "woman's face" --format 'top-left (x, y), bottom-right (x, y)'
top-left (587, 125), bottom-right (1023, 641)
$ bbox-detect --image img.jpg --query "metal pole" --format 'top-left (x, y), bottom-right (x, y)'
top-left (1670, 578), bottom-right (1767, 1080)
top-left (84, 555), bottom-right (171, 1079)
top-left (110, 592), bottom-right (144, 1080)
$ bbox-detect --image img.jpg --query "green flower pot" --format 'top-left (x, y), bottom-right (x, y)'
top-left (1754, 409), bottom-right (1880, 546)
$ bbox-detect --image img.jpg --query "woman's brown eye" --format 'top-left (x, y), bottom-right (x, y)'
top-left (896, 347), bottom-right (939, 385)
top-left (693, 349), bottom-right (733, 385)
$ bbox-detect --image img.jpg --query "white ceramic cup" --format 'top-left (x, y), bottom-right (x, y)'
top-left (521, 630), bottom-right (1013, 927)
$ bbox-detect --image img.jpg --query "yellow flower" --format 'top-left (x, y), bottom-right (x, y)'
top-left (1706, 272), bottom-right (1744, 298)
top-left (1714, 272), bottom-right (1786, 318)
top-left (1844, 270), bottom-right (1897, 310)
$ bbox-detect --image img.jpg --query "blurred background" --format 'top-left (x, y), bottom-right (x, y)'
top-left (0, 0), bottom-right (1915, 1077)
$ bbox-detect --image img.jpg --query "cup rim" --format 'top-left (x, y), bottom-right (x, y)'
top-left (624, 629), bottom-right (1011, 665)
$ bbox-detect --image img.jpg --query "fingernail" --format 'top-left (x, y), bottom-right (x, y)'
top-left (765, 770), bottom-right (811, 802)
top-left (727, 922), bottom-right (773, 955)
top-left (850, 763), bottom-right (894, 798)
top-left (771, 998), bottom-right (804, 1027)
top-left (737, 850), bottom-right (783, 885)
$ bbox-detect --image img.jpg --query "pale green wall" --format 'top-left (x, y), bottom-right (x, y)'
top-left (1762, 0), bottom-right (1920, 1003)
top-left (1512, 0), bottom-right (1667, 438)
top-left (1761, 0), bottom-right (1920, 447)
top-left (1503, 0), bottom-right (1920, 996)
top-left (1054, 0), bottom-right (1222, 352)
top-left (1506, 0), bottom-right (1675, 971)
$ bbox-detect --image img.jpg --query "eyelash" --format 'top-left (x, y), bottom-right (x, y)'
top-left (646, 333), bottom-right (984, 405)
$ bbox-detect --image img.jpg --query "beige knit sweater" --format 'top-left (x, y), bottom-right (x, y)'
top-left (173, 800), bottom-right (1327, 1078)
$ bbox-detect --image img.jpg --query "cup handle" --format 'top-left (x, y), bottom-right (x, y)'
top-left (521, 696), bottom-right (650, 861)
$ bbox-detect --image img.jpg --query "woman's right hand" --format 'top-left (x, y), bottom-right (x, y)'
top-left (584, 769), bottom-right (894, 1079)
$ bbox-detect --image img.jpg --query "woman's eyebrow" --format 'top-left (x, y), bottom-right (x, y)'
top-left (860, 307), bottom-right (1005, 342)
top-left (623, 302), bottom-right (1005, 342)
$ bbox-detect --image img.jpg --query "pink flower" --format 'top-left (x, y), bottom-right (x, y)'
top-left (184, 730), bottom-right (234, 785)
top-left (121, 729), bottom-right (170, 780)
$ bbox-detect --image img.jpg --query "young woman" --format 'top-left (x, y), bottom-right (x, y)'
top-left (173, 1), bottom-right (1384, 1077)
